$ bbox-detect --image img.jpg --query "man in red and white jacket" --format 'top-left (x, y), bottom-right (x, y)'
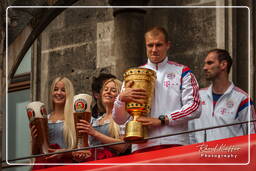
top-left (189, 49), bottom-right (256, 144)
top-left (112, 26), bottom-right (201, 153)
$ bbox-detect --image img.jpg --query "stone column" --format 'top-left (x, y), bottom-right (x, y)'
top-left (0, 1), bottom-right (7, 161)
top-left (253, 0), bottom-right (256, 101)
top-left (233, 1), bottom-right (250, 94)
top-left (109, 0), bottom-right (150, 79)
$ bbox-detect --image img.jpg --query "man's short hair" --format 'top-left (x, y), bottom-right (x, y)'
top-left (207, 49), bottom-right (233, 74)
top-left (91, 73), bottom-right (116, 94)
top-left (144, 26), bottom-right (169, 42)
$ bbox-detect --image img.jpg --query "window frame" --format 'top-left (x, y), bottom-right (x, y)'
top-left (8, 72), bottom-right (30, 92)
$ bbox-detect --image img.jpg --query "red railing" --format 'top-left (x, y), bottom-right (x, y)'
top-left (40, 133), bottom-right (256, 171)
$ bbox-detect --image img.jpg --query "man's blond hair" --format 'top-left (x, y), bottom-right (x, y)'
top-left (144, 26), bottom-right (169, 42)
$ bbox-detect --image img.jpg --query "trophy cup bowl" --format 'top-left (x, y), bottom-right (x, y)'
top-left (26, 101), bottom-right (49, 154)
top-left (73, 94), bottom-right (92, 148)
top-left (123, 68), bottom-right (156, 141)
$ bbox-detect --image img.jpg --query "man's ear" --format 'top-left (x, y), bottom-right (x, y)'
top-left (167, 41), bottom-right (171, 50)
top-left (220, 60), bottom-right (228, 71)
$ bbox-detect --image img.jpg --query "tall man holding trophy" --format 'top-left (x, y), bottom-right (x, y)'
top-left (113, 26), bottom-right (202, 153)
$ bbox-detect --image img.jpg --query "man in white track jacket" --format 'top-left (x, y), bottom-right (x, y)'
top-left (189, 49), bottom-right (256, 144)
top-left (112, 26), bottom-right (201, 153)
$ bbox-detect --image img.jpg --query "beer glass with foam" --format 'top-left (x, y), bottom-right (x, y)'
top-left (73, 94), bottom-right (92, 148)
top-left (26, 101), bottom-right (49, 154)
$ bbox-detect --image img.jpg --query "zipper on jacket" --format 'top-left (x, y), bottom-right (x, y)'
top-left (212, 101), bottom-right (217, 116)
top-left (212, 98), bottom-right (215, 116)
top-left (212, 93), bottom-right (226, 117)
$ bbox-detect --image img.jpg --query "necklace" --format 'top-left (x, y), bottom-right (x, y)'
top-left (98, 113), bottom-right (112, 125)
top-left (50, 112), bottom-right (64, 123)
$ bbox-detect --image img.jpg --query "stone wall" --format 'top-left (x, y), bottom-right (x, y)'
top-left (39, 0), bottom-right (115, 109)
top-left (145, 5), bottom-right (216, 88)
top-left (36, 0), bottom-right (255, 108)
top-left (0, 0), bottom-right (7, 160)
top-left (8, 0), bottom-right (252, 109)
top-left (0, 17), bottom-right (4, 162)
top-left (2, 0), bottom-right (255, 165)
top-left (144, 0), bottom-right (254, 95)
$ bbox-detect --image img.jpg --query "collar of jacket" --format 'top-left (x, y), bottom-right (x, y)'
top-left (147, 57), bottom-right (168, 70)
top-left (206, 82), bottom-right (235, 99)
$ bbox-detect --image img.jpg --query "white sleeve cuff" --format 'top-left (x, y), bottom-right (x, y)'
top-left (115, 95), bottom-right (125, 106)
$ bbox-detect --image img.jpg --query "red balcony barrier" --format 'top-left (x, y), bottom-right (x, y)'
top-left (40, 134), bottom-right (256, 171)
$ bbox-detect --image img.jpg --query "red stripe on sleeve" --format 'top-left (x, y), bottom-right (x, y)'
top-left (182, 66), bottom-right (191, 73)
top-left (239, 98), bottom-right (249, 108)
top-left (171, 74), bottom-right (200, 120)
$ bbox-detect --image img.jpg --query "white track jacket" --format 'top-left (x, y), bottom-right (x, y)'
top-left (113, 57), bottom-right (201, 152)
top-left (189, 83), bottom-right (256, 143)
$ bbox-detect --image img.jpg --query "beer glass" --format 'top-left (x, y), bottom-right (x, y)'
top-left (26, 101), bottom-right (49, 154)
top-left (73, 94), bottom-right (92, 148)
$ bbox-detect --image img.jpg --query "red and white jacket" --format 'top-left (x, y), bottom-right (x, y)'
top-left (113, 57), bottom-right (201, 152)
top-left (189, 83), bottom-right (256, 144)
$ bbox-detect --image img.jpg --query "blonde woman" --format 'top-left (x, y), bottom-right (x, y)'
top-left (74, 78), bottom-right (129, 161)
top-left (31, 77), bottom-right (90, 167)
top-left (47, 76), bottom-right (76, 150)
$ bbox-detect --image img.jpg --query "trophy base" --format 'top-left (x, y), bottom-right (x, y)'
top-left (124, 120), bottom-right (147, 143)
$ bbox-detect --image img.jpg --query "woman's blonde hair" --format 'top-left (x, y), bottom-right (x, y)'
top-left (101, 78), bottom-right (122, 139)
top-left (49, 77), bottom-right (76, 149)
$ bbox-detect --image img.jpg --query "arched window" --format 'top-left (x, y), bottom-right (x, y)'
top-left (6, 47), bottom-right (31, 167)
top-left (8, 48), bottom-right (31, 92)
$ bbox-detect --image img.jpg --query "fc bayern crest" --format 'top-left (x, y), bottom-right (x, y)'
top-left (27, 108), bottom-right (35, 122)
top-left (74, 99), bottom-right (87, 112)
top-left (40, 105), bottom-right (47, 118)
top-left (167, 73), bottom-right (176, 80)
top-left (226, 100), bottom-right (234, 108)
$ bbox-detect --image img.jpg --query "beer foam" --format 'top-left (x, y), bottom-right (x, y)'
top-left (26, 101), bottom-right (47, 120)
top-left (73, 94), bottom-right (92, 113)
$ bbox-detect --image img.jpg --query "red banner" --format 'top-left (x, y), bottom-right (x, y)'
top-left (40, 134), bottom-right (256, 171)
